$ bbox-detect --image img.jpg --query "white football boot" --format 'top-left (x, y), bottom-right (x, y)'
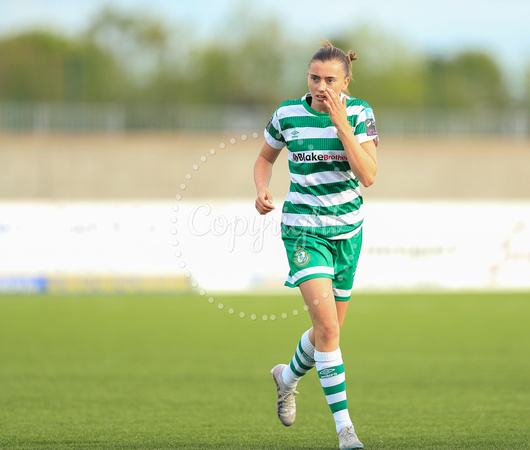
top-left (338, 424), bottom-right (364, 449)
top-left (270, 364), bottom-right (298, 426)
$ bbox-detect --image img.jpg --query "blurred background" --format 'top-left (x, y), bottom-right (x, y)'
top-left (0, 0), bottom-right (529, 293)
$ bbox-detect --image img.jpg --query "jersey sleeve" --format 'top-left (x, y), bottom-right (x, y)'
top-left (264, 110), bottom-right (286, 150)
top-left (353, 106), bottom-right (379, 147)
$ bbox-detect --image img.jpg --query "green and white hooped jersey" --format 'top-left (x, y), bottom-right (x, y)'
top-left (264, 93), bottom-right (379, 240)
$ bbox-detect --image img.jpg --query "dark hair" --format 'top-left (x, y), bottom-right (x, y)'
top-left (309, 38), bottom-right (357, 94)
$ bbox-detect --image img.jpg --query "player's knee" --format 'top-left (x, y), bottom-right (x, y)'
top-left (315, 319), bottom-right (340, 343)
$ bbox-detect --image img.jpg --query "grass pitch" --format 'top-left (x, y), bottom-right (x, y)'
top-left (0, 292), bottom-right (528, 449)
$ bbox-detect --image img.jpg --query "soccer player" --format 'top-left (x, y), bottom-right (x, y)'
top-left (254, 40), bottom-right (378, 450)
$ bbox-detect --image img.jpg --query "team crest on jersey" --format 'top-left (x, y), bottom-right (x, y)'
top-left (294, 247), bottom-right (311, 267)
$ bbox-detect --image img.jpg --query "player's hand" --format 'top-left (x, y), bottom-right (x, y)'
top-left (255, 187), bottom-right (275, 215)
top-left (324, 88), bottom-right (350, 133)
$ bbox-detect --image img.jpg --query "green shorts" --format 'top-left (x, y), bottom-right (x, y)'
top-left (282, 228), bottom-right (363, 302)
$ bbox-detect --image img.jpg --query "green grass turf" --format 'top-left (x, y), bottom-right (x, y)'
top-left (0, 292), bottom-right (528, 449)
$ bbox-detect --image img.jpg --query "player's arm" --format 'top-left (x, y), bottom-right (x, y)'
top-left (254, 141), bottom-right (282, 215)
top-left (324, 88), bottom-right (377, 187)
top-left (341, 137), bottom-right (377, 188)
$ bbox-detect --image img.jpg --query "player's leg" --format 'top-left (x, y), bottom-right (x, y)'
top-left (271, 233), bottom-right (333, 425)
top-left (299, 277), bottom-right (339, 351)
top-left (329, 233), bottom-right (363, 449)
top-left (299, 277), bottom-right (351, 428)
top-left (276, 327), bottom-right (316, 389)
top-left (270, 324), bottom-right (316, 426)
top-left (299, 278), bottom-right (362, 448)
top-left (271, 233), bottom-right (343, 428)
top-left (336, 299), bottom-right (349, 329)
top-left (306, 295), bottom-right (348, 346)
top-left (298, 289), bottom-right (349, 388)
top-left (332, 298), bottom-right (363, 449)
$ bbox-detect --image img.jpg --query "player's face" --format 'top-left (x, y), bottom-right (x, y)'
top-left (307, 60), bottom-right (349, 113)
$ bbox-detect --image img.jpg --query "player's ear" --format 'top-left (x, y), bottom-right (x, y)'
top-left (342, 77), bottom-right (350, 93)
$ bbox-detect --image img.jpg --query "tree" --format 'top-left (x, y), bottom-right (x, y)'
top-left (327, 27), bottom-right (427, 109)
top-left (141, 12), bottom-right (296, 107)
top-left (522, 64), bottom-right (530, 108)
top-left (0, 9), bottom-right (517, 111)
top-left (87, 8), bottom-right (169, 85)
top-left (425, 52), bottom-right (507, 109)
top-left (0, 31), bottom-right (128, 102)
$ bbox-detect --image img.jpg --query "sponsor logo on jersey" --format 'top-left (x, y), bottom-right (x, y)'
top-left (291, 152), bottom-right (348, 162)
top-left (294, 247), bottom-right (311, 267)
top-left (365, 118), bottom-right (377, 136)
top-left (364, 108), bottom-right (374, 119)
top-left (266, 118), bottom-right (272, 132)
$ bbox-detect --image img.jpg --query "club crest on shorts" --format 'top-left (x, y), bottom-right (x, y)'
top-left (294, 247), bottom-right (311, 267)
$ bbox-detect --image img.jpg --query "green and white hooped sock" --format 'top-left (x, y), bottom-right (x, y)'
top-left (315, 347), bottom-right (353, 433)
top-left (281, 329), bottom-right (316, 388)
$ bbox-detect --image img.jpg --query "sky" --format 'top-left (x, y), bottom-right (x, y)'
top-left (1, 0), bottom-right (529, 93)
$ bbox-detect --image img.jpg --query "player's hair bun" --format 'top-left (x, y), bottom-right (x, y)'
top-left (347, 50), bottom-right (357, 62)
